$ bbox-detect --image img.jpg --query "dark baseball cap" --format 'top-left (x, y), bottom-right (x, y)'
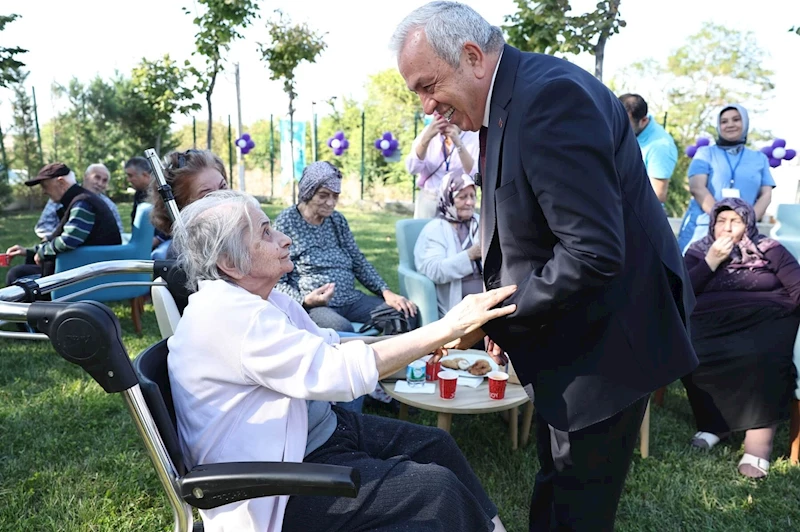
top-left (25, 162), bottom-right (71, 186)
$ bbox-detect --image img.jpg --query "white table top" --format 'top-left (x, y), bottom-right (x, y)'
top-left (381, 379), bottom-right (530, 415)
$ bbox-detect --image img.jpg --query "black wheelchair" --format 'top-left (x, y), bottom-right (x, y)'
top-left (0, 260), bottom-right (359, 532)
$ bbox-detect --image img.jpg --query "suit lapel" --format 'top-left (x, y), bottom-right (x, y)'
top-left (481, 45), bottom-right (520, 269)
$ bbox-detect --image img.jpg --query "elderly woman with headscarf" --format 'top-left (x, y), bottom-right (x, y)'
top-left (274, 161), bottom-right (417, 333)
top-left (414, 171), bottom-right (482, 317)
top-left (167, 190), bottom-right (515, 532)
top-left (682, 198), bottom-right (800, 478)
top-left (677, 104), bottom-right (775, 253)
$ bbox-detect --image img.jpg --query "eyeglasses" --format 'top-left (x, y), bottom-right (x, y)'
top-left (168, 149), bottom-right (202, 171)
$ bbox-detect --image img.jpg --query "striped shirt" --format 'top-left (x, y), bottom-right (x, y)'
top-left (36, 200), bottom-right (96, 258)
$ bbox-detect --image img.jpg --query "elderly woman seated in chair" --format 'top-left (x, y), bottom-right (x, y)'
top-left (414, 171), bottom-right (483, 318)
top-left (274, 161), bottom-right (417, 333)
top-left (167, 190), bottom-right (515, 532)
top-left (682, 198), bottom-right (800, 478)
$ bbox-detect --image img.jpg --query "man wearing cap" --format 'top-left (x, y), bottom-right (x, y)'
top-left (5, 162), bottom-right (122, 287)
top-left (34, 163), bottom-right (124, 240)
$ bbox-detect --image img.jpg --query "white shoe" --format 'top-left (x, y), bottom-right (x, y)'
top-left (738, 453), bottom-right (770, 478)
top-left (691, 431), bottom-right (720, 450)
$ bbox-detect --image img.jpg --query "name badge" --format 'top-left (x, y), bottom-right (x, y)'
top-left (721, 188), bottom-right (741, 199)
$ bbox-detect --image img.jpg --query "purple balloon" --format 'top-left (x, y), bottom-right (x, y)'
top-left (773, 138), bottom-right (786, 148)
top-left (382, 132), bottom-right (393, 141)
top-left (342, 139), bottom-right (349, 149)
top-left (242, 133), bottom-right (251, 142)
top-left (246, 139), bottom-right (255, 150)
top-left (785, 149), bottom-right (797, 161)
top-left (374, 139), bottom-right (383, 149)
top-left (696, 137), bottom-right (711, 147)
top-left (241, 147), bottom-right (250, 155)
top-left (769, 157), bottom-right (782, 168)
top-left (761, 146), bottom-right (774, 157)
top-left (333, 147), bottom-right (344, 156)
top-left (389, 139), bottom-right (399, 150)
top-left (334, 130), bottom-right (346, 141)
top-left (685, 145), bottom-right (698, 158)
top-left (382, 149), bottom-right (394, 157)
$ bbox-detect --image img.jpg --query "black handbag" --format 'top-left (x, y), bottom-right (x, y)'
top-left (359, 303), bottom-right (411, 336)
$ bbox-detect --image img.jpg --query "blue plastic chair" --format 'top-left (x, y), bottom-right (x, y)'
top-left (52, 203), bottom-right (156, 334)
top-left (771, 204), bottom-right (800, 260)
top-left (395, 218), bottom-right (439, 327)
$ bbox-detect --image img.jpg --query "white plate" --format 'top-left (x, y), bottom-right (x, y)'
top-left (424, 353), bottom-right (499, 378)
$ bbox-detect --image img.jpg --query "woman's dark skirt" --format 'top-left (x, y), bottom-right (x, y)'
top-left (682, 306), bottom-right (799, 434)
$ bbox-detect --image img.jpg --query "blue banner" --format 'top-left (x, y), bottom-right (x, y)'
top-left (280, 119), bottom-right (306, 185)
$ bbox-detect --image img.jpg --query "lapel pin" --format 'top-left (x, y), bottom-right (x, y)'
top-left (498, 118), bottom-right (503, 128)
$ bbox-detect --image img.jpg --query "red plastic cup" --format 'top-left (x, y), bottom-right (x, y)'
top-left (438, 370), bottom-right (458, 400)
top-left (488, 371), bottom-right (509, 400)
top-left (425, 358), bottom-right (441, 381)
top-left (0, 254), bottom-right (10, 267)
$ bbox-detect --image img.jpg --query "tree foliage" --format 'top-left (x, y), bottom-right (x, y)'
top-left (123, 55), bottom-right (200, 153)
top-left (504, 0), bottom-right (625, 81)
top-left (185, 0), bottom-right (259, 149)
top-left (258, 9), bottom-right (326, 200)
top-left (614, 23), bottom-right (775, 216)
top-left (0, 14), bottom-right (26, 89)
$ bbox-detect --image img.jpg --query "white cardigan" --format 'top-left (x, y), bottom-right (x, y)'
top-left (414, 216), bottom-right (481, 318)
top-left (167, 279), bottom-right (379, 532)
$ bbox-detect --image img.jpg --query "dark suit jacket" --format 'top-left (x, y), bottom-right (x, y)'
top-left (480, 46), bottom-right (698, 432)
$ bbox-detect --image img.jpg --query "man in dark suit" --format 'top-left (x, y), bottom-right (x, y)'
top-left (393, 2), bottom-right (698, 530)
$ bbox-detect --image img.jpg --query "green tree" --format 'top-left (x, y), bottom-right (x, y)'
top-left (504, 0), bottom-right (626, 82)
top-left (315, 69), bottom-right (421, 194)
top-left (0, 14), bottom-right (26, 89)
top-left (258, 9), bottom-right (326, 203)
top-left (123, 55), bottom-right (201, 154)
top-left (185, 0), bottom-right (259, 149)
top-left (9, 68), bottom-right (40, 207)
top-left (615, 23), bottom-right (774, 216)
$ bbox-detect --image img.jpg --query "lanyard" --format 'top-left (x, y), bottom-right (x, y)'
top-left (723, 149), bottom-right (744, 189)
top-left (441, 133), bottom-right (465, 172)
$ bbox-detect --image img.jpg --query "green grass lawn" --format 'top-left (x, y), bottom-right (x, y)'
top-left (1, 203), bottom-right (799, 531)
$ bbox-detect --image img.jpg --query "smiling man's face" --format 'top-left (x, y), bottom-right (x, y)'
top-left (397, 29), bottom-right (491, 133)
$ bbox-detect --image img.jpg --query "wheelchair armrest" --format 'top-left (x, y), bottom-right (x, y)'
top-left (180, 461), bottom-right (360, 510)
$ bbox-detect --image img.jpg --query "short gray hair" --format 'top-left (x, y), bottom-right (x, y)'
top-left (171, 190), bottom-right (261, 291)
top-left (390, 1), bottom-right (505, 68)
top-left (85, 163), bottom-right (110, 178)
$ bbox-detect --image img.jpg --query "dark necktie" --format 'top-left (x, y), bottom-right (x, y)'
top-left (477, 126), bottom-right (488, 187)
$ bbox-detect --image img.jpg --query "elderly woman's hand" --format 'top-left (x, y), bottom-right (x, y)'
top-left (382, 289), bottom-right (418, 318)
top-left (705, 236), bottom-right (734, 272)
top-left (303, 283), bottom-right (335, 308)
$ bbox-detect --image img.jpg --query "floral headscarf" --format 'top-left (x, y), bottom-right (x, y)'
top-left (687, 197), bottom-right (778, 271)
top-left (437, 171), bottom-right (478, 250)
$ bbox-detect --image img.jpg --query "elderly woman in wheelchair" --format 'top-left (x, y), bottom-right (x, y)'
top-left (167, 190), bottom-right (514, 532)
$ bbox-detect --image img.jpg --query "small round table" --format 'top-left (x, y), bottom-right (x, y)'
top-left (381, 379), bottom-right (534, 450)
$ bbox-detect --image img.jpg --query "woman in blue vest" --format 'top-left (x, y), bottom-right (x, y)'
top-left (677, 104), bottom-right (775, 253)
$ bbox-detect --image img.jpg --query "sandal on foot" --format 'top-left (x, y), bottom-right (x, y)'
top-left (691, 431), bottom-right (720, 450)
top-left (738, 453), bottom-right (769, 478)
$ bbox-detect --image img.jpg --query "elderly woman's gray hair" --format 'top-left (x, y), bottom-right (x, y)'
top-left (172, 190), bottom-right (261, 291)
top-left (389, 1), bottom-right (505, 68)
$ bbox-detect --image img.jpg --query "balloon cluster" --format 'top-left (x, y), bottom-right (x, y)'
top-left (327, 131), bottom-right (349, 156)
top-left (374, 132), bottom-right (400, 162)
top-left (236, 133), bottom-right (256, 155)
top-left (760, 139), bottom-right (796, 168)
top-left (685, 137), bottom-right (711, 158)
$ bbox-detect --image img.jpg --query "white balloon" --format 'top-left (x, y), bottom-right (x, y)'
top-left (380, 139), bottom-right (390, 150)
top-left (773, 147), bottom-right (786, 160)
top-left (236, 139), bottom-right (247, 148)
top-left (331, 139), bottom-right (341, 149)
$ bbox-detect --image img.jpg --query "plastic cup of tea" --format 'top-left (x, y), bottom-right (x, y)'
top-left (406, 360), bottom-right (427, 387)
top-left (488, 371), bottom-right (509, 400)
top-left (438, 370), bottom-right (458, 400)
